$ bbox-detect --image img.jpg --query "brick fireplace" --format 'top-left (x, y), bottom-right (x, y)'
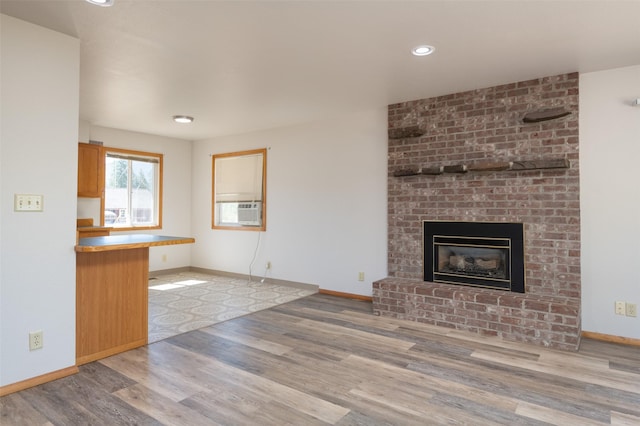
top-left (373, 73), bottom-right (581, 351)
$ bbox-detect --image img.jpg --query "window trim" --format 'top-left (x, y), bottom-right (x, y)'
top-left (212, 148), bottom-right (267, 231)
top-left (101, 147), bottom-right (163, 231)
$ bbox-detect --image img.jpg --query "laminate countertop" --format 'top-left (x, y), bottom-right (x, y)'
top-left (76, 234), bottom-right (195, 252)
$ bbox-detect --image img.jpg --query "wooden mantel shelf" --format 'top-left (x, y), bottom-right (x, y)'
top-left (76, 234), bottom-right (195, 252)
top-left (393, 158), bottom-right (569, 177)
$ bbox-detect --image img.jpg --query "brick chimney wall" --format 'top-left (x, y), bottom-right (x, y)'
top-left (373, 73), bottom-right (581, 350)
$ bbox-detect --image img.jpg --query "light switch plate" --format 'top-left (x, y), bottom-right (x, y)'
top-left (14, 194), bottom-right (43, 212)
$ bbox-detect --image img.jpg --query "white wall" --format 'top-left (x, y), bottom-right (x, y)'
top-left (79, 124), bottom-right (193, 272)
top-left (3, 13), bottom-right (634, 391)
top-left (580, 65), bottom-right (640, 339)
top-left (192, 109), bottom-right (388, 295)
top-left (1, 15), bottom-right (80, 386)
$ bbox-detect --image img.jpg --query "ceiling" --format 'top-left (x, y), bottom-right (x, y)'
top-left (2, 1), bottom-right (639, 141)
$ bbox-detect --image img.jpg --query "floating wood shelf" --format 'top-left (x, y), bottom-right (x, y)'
top-left (522, 107), bottom-right (571, 123)
top-left (388, 126), bottom-right (426, 140)
top-left (393, 158), bottom-right (569, 177)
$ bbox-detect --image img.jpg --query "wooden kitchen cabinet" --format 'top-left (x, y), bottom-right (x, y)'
top-left (75, 234), bottom-right (195, 365)
top-left (77, 218), bottom-right (110, 239)
top-left (77, 142), bottom-right (104, 197)
top-left (76, 247), bottom-right (148, 365)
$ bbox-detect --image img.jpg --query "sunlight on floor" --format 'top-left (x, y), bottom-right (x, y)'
top-left (149, 279), bottom-right (208, 291)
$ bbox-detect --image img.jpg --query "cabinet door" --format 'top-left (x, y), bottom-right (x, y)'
top-left (77, 143), bottom-right (104, 197)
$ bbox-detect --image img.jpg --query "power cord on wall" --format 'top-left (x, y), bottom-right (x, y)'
top-left (261, 262), bottom-right (270, 283)
top-left (248, 231), bottom-right (262, 282)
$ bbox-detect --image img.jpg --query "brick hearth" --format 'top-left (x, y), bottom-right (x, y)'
top-left (373, 73), bottom-right (581, 350)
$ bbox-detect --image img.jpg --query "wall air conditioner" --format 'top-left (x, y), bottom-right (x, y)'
top-left (237, 202), bottom-right (261, 226)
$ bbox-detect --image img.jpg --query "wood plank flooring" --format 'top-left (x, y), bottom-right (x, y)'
top-left (2, 294), bottom-right (639, 425)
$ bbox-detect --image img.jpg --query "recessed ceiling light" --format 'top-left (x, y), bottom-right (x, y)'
top-left (411, 45), bottom-right (435, 56)
top-left (85, 0), bottom-right (115, 6)
top-left (173, 115), bottom-right (194, 124)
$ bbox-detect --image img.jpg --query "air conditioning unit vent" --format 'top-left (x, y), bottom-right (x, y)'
top-left (237, 202), bottom-right (261, 226)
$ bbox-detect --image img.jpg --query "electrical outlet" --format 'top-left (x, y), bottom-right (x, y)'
top-left (161, 254), bottom-right (167, 262)
top-left (626, 303), bottom-right (637, 317)
top-left (266, 261), bottom-right (271, 270)
top-left (358, 272), bottom-right (365, 281)
top-left (615, 301), bottom-right (626, 315)
top-left (29, 331), bottom-right (43, 350)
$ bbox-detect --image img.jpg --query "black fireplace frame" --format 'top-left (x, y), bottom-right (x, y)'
top-left (424, 221), bottom-right (525, 293)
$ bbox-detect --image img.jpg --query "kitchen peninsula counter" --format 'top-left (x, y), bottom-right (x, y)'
top-left (76, 234), bottom-right (195, 252)
top-left (75, 234), bottom-right (195, 365)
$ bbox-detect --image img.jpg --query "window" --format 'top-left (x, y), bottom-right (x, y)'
top-left (212, 148), bottom-right (266, 231)
top-left (103, 147), bottom-right (163, 230)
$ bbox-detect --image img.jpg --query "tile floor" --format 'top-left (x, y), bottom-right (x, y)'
top-left (148, 271), bottom-right (317, 343)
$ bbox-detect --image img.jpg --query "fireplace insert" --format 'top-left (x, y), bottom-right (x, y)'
top-left (424, 221), bottom-right (525, 293)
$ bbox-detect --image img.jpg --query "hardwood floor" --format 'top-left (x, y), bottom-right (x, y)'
top-left (2, 294), bottom-right (639, 425)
